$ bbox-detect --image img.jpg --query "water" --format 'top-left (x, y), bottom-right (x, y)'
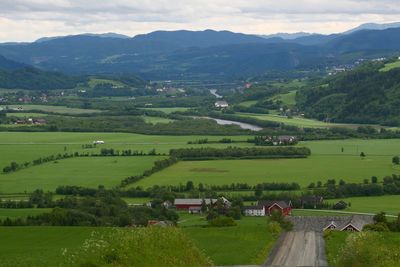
top-left (200, 116), bottom-right (263, 131)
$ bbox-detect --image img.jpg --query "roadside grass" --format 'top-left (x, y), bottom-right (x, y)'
top-left (0, 208), bottom-right (51, 219)
top-left (180, 215), bottom-right (277, 266)
top-left (0, 104), bottom-right (102, 114)
top-left (325, 231), bottom-right (400, 267)
top-left (327, 195), bottom-right (400, 216)
top-left (135, 155), bottom-right (399, 188)
top-left (0, 156), bottom-right (164, 194)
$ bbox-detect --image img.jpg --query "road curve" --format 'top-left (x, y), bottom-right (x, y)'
top-left (264, 231), bottom-right (327, 267)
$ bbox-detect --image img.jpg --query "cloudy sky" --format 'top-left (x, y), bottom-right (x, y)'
top-left (0, 0), bottom-right (399, 42)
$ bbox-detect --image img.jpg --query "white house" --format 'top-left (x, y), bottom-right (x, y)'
top-left (243, 205), bottom-right (265, 216)
top-left (215, 101), bottom-right (229, 108)
top-left (93, 140), bottom-right (105, 145)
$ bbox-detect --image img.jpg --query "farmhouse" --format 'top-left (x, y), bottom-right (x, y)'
top-left (243, 205), bottom-right (265, 216)
top-left (243, 200), bottom-right (292, 217)
top-left (289, 215), bottom-right (373, 232)
top-left (215, 100), bottom-right (229, 108)
top-left (174, 197), bottom-right (230, 213)
top-left (93, 140), bottom-right (105, 144)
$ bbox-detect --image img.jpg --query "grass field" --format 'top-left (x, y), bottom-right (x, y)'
top-left (135, 155), bottom-right (399, 188)
top-left (0, 156), bottom-right (164, 193)
top-left (380, 60), bottom-right (400, 72)
top-left (0, 227), bottom-right (109, 266)
top-left (180, 215), bottom-right (277, 265)
top-left (87, 78), bottom-right (125, 88)
top-left (238, 100), bottom-right (258, 107)
top-left (6, 112), bottom-right (49, 118)
top-left (270, 90), bottom-right (297, 106)
top-left (0, 208), bottom-right (51, 219)
top-left (236, 112), bottom-right (362, 128)
top-left (1, 105), bottom-right (101, 114)
top-left (140, 107), bottom-right (190, 114)
top-left (141, 116), bottom-right (175, 124)
top-left (328, 195), bottom-right (400, 216)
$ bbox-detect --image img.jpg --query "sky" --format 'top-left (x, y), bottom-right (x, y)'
top-left (0, 0), bottom-right (400, 42)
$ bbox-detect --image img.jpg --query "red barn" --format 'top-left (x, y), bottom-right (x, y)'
top-left (258, 200), bottom-right (292, 216)
top-left (174, 197), bottom-right (230, 213)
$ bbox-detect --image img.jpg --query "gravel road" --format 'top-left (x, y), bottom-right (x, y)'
top-left (264, 231), bottom-right (327, 267)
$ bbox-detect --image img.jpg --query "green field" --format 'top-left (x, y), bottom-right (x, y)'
top-left (0, 227), bottom-right (109, 266)
top-left (180, 215), bottom-right (277, 265)
top-left (1, 105), bottom-right (101, 114)
top-left (6, 112), bottom-right (49, 118)
top-left (237, 112), bottom-right (362, 128)
top-left (140, 107), bottom-right (189, 114)
top-left (0, 208), bottom-right (51, 219)
top-left (270, 90), bottom-right (297, 106)
top-left (380, 60), bottom-right (400, 72)
top-left (328, 195), bottom-right (400, 216)
top-left (136, 155), bottom-right (399, 188)
top-left (0, 156), bottom-right (164, 193)
top-left (88, 78), bottom-right (125, 88)
top-left (238, 100), bottom-right (258, 107)
top-left (141, 116), bottom-right (175, 124)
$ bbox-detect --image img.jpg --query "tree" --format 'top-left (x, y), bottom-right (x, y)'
top-left (360, 152), bottom-right (366, 158)
top-left (254, 188), bottom-right (263, 198)
top-left (373, 212), bottom-right (387, 224)
top-left (201, 199), bottom-right (207, 213)
top-left (185, 181), bottom-right (194, 191)
top-left (392, 156), bottom-right (400, 165)
top-left (371, 176), bottom-right (378, 184)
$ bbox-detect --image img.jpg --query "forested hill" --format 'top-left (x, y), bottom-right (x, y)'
top-left (297, 60), bottom-right (400, 126)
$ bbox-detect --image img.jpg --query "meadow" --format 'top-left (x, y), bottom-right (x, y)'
top-left (0, 208), bottom-right (51, 220)
top-left (0, 227), bottom-right (111, 266)
top-left (135, 155), bottom-right (398, 188)
top-left (1, 104), bottom-right (102, 114)
top-left (0, 156), bottom-right (164, 193)
top-left (380, 59), bottom-right (400, 72)
top-left (140, 107), bottom-right (190, 114)
top-left (180, 215), bottom-right (277, 265)
top-left (141, 115), bottom-right (175, 124)
top-left (328, 195), bottom-right (400, 216)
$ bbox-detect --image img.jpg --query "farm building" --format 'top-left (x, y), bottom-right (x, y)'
top-left (243, 200), bottom-right (292, 217)
top-left (243, 205), bottom-right (265, 216)
top-left (214, 100), bottom-right (229, 108)
top-left (289, 215), bottom-right (373, 232)
top-left (174, 197), bottom-right (230, 213)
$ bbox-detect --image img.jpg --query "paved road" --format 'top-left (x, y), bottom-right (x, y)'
top-left (264, 231), bottom-right (327, 267)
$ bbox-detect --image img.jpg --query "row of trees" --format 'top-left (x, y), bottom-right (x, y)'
top-left (170, 146), bottom-right (311, 160)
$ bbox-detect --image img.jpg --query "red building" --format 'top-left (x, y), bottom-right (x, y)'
top-left (258, 200), bottom-right (292, 216)
top-left (174, 197), bottom-right (230, 213)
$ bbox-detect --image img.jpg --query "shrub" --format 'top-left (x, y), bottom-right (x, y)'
top-left (64, 227), bottom-right (212, 267)
top-left (208, 216), bottom-right (237, 227)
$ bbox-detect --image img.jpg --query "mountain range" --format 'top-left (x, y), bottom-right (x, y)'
top-left (0, 22), bottom-right (399, 80)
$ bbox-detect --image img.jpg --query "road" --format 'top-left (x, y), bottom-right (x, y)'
top-left (264, 231), bottom-right (327, 267)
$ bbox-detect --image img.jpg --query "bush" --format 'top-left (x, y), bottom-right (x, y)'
top-left (64, 227), bottom-right (212, 267)
top-left (208, 216), bottom-right (237, 227)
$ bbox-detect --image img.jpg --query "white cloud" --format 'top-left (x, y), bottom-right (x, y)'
top-left (0, 0), bottom-right (399, 42)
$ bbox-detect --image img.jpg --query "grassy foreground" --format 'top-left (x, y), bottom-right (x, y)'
top-left (180, 215), bottom-right (277, 265)
top-left (0, 227), bottom-right (212, 267)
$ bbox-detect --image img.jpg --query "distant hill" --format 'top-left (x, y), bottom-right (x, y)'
top-left (35, 33), bottom-right (130, 43)
top-left (260, 32), bottom-right (314, 40)
top-left (297, 60), bottom-right (400, 126)
top-left (1, 28), bottom-right (400, 79)
top-left (0, 55), bottom-right (27, 70)
top-left (344, 22), bottom-right (400, 34)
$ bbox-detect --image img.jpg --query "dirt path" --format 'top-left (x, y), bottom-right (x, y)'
top-left (264, 231), bottom-right (327, 267)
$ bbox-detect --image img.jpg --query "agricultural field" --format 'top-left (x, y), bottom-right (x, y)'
top-left (180, 215), bottom-right (277, 265)
top-left (380, 59), bottom-right (400, 72)
top-left (238, 100), bottom-right (258, 107)
top-left (141, 115), bottom-right (175, 124)
top-left (87, 78), bottom-right (125, 88)
top-left (140, 107), bottom-right (190, 114)
top-left (135, 155), bottom-right (398, 188)
top-left (270, 90), bottom-right (297, 106)
top-left (236, 112), bottom-right (362, 128)
top-left (0, 156), bottom-right (164, 193)
top-left (6, 112), bottom-right (49, 118)
top-left (327, 195), bottom-right (400, 216)
top-left (0, 104), bottom-right (102, 114)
